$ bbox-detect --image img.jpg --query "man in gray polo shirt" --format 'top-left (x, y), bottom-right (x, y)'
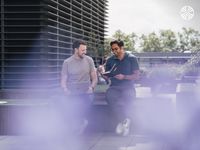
top-left (61, 40), bottom-right (97, 134)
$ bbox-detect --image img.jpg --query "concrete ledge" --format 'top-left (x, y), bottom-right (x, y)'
top-left (176, 83), bottom-right (199, 116)
top-left (93, 92), bottom-right (107, 105)
top-left (0, 99), bottom-right (51, 135)
top-left (176, 83), bottom-right (197, 93)
top-left (0, 86), bottom-right (177, 135)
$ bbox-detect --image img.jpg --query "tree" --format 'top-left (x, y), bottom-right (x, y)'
top-left (139, 32), bottom-right (162, 52)
top-left (105, 30), bottom-right (137, 52)
top-left (113, 29), bottom-right (125, 40)
top-left (177, 27), bottom-right (200, 52)
top-left (159, 29), bottom-right (177, 52)
top-left (105, 27), bottom-right (200, 53)
top-left (104, 38), bottom-right (113, 56)
top-left (123, 32), bottom-right (138, 52)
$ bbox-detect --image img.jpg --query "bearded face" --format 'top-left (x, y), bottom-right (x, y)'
top-left (111, 43), bottom-right (124, 57)
top-left (76, 44), bottom-right (87, 59)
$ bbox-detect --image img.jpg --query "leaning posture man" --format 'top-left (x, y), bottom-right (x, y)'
top-left (100, 40), bottom-right (140, 136)
top-left (61, 40), bottom-right (97, 134)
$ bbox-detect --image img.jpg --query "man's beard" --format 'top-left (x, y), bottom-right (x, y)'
top-left (114, 53), bottom-right (119, 57)
top-left (78, 54), bottom-right (85, 59)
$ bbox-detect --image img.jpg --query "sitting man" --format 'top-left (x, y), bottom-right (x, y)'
top-left (99, 40), bottom-right (140, 136)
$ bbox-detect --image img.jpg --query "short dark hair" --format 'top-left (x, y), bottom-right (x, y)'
top-left (72, 40), bottom-right (86, 49)
top-left (110, 40), bottom-right (124, 47)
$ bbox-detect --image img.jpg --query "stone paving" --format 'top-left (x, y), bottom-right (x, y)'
top-left (0, 86), bottom-right (199, 150)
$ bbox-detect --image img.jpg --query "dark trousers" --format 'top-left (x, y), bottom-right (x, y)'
top-left (105, 86), bottom-right (136, 124)
top-left (58, 93), bottom-right (93, 131)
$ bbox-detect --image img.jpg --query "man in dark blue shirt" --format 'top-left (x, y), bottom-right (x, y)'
top-left (100, 40), bottom-right (140, 136)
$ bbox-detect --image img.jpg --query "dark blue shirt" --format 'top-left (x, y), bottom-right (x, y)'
top-left (105, 52), bottom-right (139, 87)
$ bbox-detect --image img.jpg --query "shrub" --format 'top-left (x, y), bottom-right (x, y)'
top-left (147, 64), bottom-right (178, 83)
top-left (180, 51), bottom-right (200, 76)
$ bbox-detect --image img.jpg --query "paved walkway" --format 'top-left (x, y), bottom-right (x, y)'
top-left (0, 86), bottom-right (196, 150)
top-left (0, 133), bottom-right (174, 150)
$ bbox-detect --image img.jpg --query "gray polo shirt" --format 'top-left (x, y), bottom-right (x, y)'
top-left (61, 55), bottom-right (95, 94)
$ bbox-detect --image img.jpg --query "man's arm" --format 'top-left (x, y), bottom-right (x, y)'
top-left (61, 61), bottom-right (67, 89)
top-left (115, 56), bottom-right (140, 80)
top-left (89, 69), bottom-right (98, 90)
top-left (61, 74), bottom-right (67, 89)
top-left (114, 70), bottom-right (140, 80)
top-left (124, 70), bottom-right (140, 80)
top-left (124, 56), bottom-right (140, 80)
top-left (60, 62), bottom-right (70, 94)
top-left (61, 73), bottom-right (70, 93)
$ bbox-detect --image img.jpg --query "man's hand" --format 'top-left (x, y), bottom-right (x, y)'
top-left (114, 74), bottom-right (126, 80)
top-left (97, 65), bottom-right (105, 73)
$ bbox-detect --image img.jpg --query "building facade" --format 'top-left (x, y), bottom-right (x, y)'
top-left (0, 0), bottom-right (108, 98)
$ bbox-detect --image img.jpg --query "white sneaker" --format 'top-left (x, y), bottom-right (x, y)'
top-left (78, 119), bottom-right (88, 134)
top-left (115, 118), bottom-right (131, 136)
top-left (115, 122), bottom-right (124, 135)
top-left (122, 118), bottom-right (131, 136)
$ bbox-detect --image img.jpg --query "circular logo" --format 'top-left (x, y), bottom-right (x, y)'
top-left (180, 5), bottom-right (194, 20)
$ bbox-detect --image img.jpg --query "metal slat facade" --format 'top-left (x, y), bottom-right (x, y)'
top-left (0, 0), bottom-right (108, 98)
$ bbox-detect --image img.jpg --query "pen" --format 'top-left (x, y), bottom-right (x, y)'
top-left (110, 63), bottom-right (116, 72)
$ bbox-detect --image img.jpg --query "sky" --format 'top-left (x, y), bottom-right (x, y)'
top-left (107, 0), bottom-right (200, 37)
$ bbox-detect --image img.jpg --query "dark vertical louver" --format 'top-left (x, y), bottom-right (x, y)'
top-left (0, 0), bottom-right (108, 98)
